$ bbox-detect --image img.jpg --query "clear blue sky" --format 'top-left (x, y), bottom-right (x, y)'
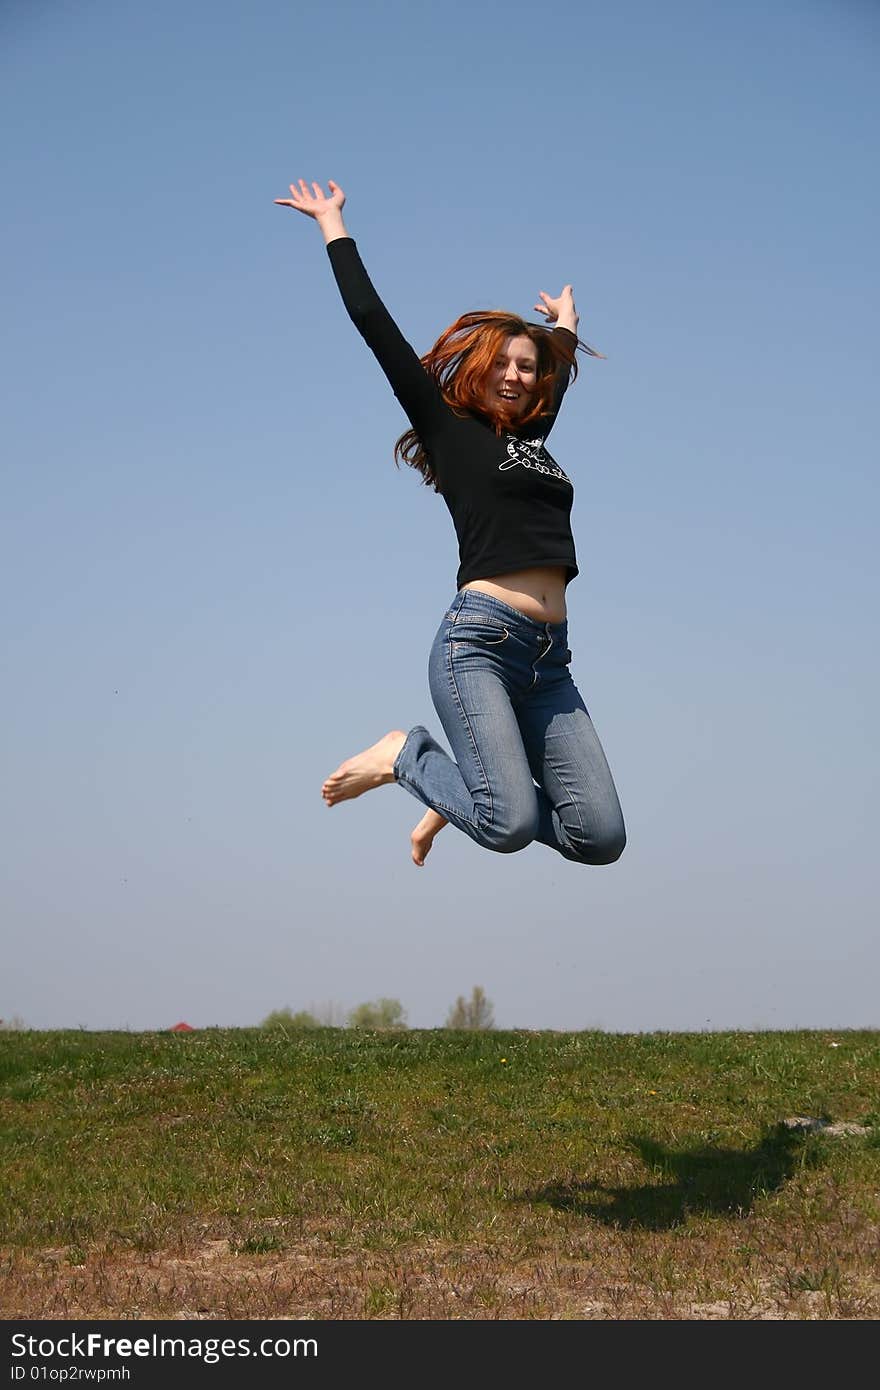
top-left (3, 0), bottom-right (878, 1031)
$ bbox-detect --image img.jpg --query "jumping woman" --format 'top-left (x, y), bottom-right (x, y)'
top-left (275, 179), bottom-right (626, 870)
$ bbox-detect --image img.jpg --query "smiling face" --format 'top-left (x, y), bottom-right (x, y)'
top-left (484, 334), bottom-right (539, 418)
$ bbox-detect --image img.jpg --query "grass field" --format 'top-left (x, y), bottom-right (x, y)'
top-left (2, 1027), bottom-right (879, 1319)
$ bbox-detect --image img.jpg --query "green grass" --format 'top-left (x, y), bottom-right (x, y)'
top-left (2, 1027), bottom-right (879, 1318)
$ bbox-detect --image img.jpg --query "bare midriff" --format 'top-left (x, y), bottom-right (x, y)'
top-left (461, 566), bottom-right (568, 624)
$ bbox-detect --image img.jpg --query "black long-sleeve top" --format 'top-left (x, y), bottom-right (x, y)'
top-left (327, 237), bottom-right (580, 589)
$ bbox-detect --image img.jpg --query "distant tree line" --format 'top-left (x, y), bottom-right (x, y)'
top-left (260, 986), bottom-right (495, 1031)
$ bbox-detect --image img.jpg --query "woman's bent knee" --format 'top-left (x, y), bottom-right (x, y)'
top-left (569, 822), bottom-right (626, 866)
top-left (593, 825), bottom-right (626, 864)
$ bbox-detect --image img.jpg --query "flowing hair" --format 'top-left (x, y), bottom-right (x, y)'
top-left (394, 311), bottom-right (602, 491)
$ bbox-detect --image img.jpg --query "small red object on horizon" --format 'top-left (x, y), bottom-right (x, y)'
top-left (169, 1021), bottom-right (194, 1032)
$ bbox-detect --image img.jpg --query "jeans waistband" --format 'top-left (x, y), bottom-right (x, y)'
top-left (447, 588), bottom-right (568, 640)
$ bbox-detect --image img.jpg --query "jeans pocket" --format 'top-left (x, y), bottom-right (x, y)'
top-left (449, 618), bottom-right (510, 649)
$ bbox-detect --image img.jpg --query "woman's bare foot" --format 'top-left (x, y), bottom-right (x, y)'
top-left (322, 730), bottom-right (407, 806)
top-left (411, 809), bottom-right (449, 866)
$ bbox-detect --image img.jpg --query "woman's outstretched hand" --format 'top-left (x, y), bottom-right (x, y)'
top-left (274, 178), bottom-right (345, 217)
top-left (274, 179), bottom-right (348, 244)
top-left (533, 286), bottom-right (579, 334)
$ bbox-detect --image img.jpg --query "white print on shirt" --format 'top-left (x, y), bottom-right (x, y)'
top-left (498, 434), bottom-right (571, 483)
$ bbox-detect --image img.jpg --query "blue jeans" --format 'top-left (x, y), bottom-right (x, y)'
top-left (393, 589), bottom-right (626, 863)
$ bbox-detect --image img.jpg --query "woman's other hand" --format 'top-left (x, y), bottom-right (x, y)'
top-left (533, 286), bottom-right (579, 334)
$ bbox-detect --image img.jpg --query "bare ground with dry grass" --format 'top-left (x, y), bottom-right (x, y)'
top-left (5, 1199), bottom-right (880, 1320)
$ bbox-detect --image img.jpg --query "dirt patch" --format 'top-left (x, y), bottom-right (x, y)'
top-left (3, 1234), bottom-right (879, 1320)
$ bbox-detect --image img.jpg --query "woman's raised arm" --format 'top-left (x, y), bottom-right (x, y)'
top-left (274, 177), bottom-right (446, 436)
top-left (529, 285), bottom-right (583, 429)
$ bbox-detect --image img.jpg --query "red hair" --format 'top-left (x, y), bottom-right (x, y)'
top-left (395, 311), bottom-right (601, 490)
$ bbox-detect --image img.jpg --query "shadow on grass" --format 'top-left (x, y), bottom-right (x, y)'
top-left (519, 1125), bottom-right (812, 1230)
